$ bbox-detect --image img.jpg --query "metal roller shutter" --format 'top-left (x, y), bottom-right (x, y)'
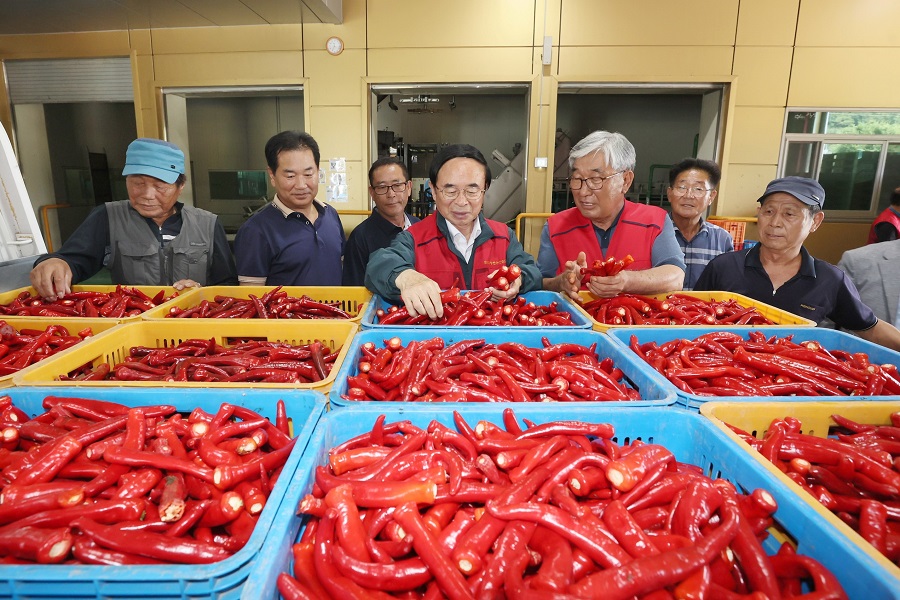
top-left (4, 57), bottom-right (133, 104)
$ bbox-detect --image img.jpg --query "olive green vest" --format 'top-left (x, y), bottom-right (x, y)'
top-left (106, 200), bottom-right (216, 285)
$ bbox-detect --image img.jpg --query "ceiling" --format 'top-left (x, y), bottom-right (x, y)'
top-left (0, 0), bottom-right (342, 35)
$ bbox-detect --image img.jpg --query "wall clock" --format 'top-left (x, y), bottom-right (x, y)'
top-left (326, 36), bottom-right (344, 56)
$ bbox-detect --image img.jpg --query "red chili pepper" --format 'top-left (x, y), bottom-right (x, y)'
top-left (72, 537), bottom-right (164, 565)
top-left (72, 517), bottom-right (232, 563)
top-left (0, 525), bottom-right (73, 563)
top-left (393, 502), bottom-right (474, 600)
top-left (115, 467), bottom-right (163, 499)
top-left (606, 444), bottom-right (675, 492)
top-left (14, 497), bottom-right (146, 529)
top-left (157, 474), bottom-right (187, 522)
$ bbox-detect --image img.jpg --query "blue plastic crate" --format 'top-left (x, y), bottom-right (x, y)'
top-left (328, 328), bottom-right (676, 408)
top-left (359, 290), bottom-right (591, 329)
top-left (606, 326), bottom-right (900, 411)
top-left (241, 405), bottom-right (899, 600)
top-left (0, 387), bottom-right (327, 600)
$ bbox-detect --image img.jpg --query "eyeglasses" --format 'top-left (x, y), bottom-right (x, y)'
top-left (671, 185), bottom-right (713, 197)
top-left (568, 171), bottom-right (624, 191)
top-left (372, 182), bottom-right (410, 195)
top-left (438, 186), bottom-right (485, 201)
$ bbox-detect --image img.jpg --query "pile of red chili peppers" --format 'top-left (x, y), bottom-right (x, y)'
top-left (278, 411), bottom-right (847, 599)
top-left (64, 338), bottom-right (337, 384)
top-left (581, 293), bottom-right (776, 326)
top-left (630, 330), bottom-right (900, 397)
top-left (344, 336), bottom-right (641, 402)
top-left (0, 395), bottom-right (296, 564)
top-left (580, 254), bottom-right (634, 286)
top-left (375, 289), bottom-right (575, 327)
top-left (166, 286), bottom-right (353, 319)
top-left (0, 321), bottom-right (95, 377)
top-left (730, 412), bottom-right (900, 566)
top-left (0, 286), bottom-right (177, 319)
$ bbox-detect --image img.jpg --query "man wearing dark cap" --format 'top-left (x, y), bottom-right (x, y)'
top-left (30, 138), bottom-right (237, 300)
top-left (695, 176), bottom-right (900, 351)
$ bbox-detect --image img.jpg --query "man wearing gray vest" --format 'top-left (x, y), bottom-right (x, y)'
top-left (30, 138), bottom-right (237, 300)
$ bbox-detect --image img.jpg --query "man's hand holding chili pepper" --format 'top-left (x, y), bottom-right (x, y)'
top-left (485, 264), bottom-right (523, 302)
top-left (395, 269), bottom-right (444, 319)
top-left (585, 270), bottom-right (629, 298)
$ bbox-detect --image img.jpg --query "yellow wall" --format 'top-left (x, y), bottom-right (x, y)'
top-left (1, 0), bottom-right (898, 254)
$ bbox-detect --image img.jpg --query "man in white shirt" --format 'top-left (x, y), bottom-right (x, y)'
top-left (365, 144), bottom-right (542, 319)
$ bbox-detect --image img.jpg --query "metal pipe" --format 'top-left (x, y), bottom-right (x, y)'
top-left (39, 203), bottom-right (69, 252)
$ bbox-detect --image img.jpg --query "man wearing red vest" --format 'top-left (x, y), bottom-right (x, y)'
top-left (540, 131), bottom-right (685, 299)
top-left (867, 187), bottom-right (900, 244)
top-left (365, 144), bottom-right (542, 319)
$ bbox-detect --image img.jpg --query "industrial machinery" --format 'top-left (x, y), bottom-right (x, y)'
top-left (483, 148), bottom-right (526, 224)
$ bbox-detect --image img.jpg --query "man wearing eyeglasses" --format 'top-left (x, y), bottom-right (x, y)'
top-left (666, 158), bottom-right (733, 290)
top-left (365, 144), bottom-right (542, 319)
top-left (342, 157), bottom-right (419, 286)
top-left (234, 131), bottom-right (345, 286)
top-left (540, 131), bottom-right (685, 299)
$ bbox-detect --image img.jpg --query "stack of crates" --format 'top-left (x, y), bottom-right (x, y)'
top-left (707, 218), bottom-right (747, 250)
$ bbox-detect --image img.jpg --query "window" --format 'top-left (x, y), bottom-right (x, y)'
top-left (780, 110), bottom-right (900, 218)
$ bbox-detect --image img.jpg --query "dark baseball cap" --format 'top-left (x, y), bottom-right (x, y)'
top-left (122, 138), bottom-right (185, 184)
top-left (758, 176), bottom-right (825, 209)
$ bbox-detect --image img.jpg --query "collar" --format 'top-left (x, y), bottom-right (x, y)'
top-left (445, 216), bottom-right (482, 246)
top-left (591, 205), bottom-right (625, 233)
top-left (131, 201), bottom-right (182, 227)
top-left (370, 208), bottom-right (408, 234)
top-left (745, 243), bottom-right (818, 278)
top-left (672, 216), bottom-right (710, 237)
top-left (273, 195), bottom-right (322, 220)
top-left (891, 206), bottom-right (900, 218)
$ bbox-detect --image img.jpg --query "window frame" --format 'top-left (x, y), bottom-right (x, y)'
top-left (779, 108), bottom-right (900, 221)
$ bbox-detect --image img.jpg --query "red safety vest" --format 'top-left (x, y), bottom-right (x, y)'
top-left (867, 207), bottom-right (900, 244)
top-left (547, 201), bottom-right (667, 279)
top-left (409, 214), bottom-right (509, 290)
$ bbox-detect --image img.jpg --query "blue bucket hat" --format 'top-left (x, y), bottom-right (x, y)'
top-left (758, 176), bottom-right (825, 209)
top-left (122, 138), bottom-right (185, 184)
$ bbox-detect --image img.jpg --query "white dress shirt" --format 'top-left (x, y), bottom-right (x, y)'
top-left (444, 218), bottom-right (482, 263)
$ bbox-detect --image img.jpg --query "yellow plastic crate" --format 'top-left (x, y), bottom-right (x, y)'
top-left (0, 285), bottom-right (183, 322)
top-left (701, 400), bottom-right (900, 578)
top-left (0, 318), bottom-right (121, 388)
top-left (12, 319), bottom-right (358, 391)
top-left (572, 290), bottom-right (816, 332)
top-left (140, 285), bottom-right (370, 323)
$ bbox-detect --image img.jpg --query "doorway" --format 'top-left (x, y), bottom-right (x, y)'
top-left (163, 86), bottom-right (305, 235)
top-left (555, 83), bottom-right (725, 212)
top-left (370, 83), bottom-right (530, 225)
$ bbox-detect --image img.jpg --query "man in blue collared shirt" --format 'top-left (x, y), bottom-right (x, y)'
top-left (234, 131), bottom-right (345, 286)
top-left (666, 158), bottom-right (733, 290)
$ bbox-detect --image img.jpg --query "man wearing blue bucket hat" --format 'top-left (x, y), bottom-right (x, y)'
top-left (30, 138), bottom-right (237, 300)
top-left (695, 176), bottom-right (900, 351)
